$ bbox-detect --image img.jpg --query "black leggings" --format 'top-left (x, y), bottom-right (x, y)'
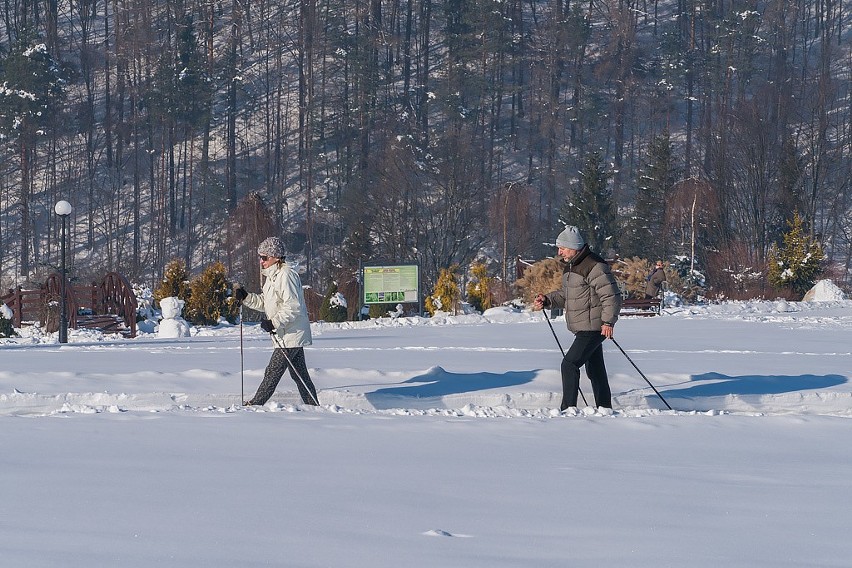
top-left (560, 331), bottom-right (612, 409)
top-left (250, 347), bottom-right (319, 406)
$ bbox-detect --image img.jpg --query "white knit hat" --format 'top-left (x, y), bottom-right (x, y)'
top-left (555, 226), bottom-right (585, 249)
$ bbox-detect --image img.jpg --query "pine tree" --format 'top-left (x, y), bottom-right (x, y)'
top-left (623, 132), bottom-right (678, 259)
top-left (767, 212), bottom-right (825, 298)
top-left (173, 15), bottom-right (212, 131)
top-left (184, 262), bottom-right (239, 326)
top-left (146, 15), bottom-right (211, 129)
top-left (0, 39), bottom-right (66, 135)
top-left (425, 265), bottom-right (461, 315)
top-left (0, 38), bottom-right (67, 275)
top-left (465, 261), bottom-right (493, 313)
top-left (560, 151), bottom-right (616, 254)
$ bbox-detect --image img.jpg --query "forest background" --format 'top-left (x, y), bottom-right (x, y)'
top-left (0, 0), bottom-right (849, 302)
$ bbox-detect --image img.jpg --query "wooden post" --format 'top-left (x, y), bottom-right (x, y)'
top-left (14, 286), bottom-right (23, 327)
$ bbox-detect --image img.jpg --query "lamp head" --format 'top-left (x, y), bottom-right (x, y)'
top-left (54, 200), bottom-right (73, 216)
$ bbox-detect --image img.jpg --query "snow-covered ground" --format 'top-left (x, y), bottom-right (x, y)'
top-left (2, 297), bottom-right (851, 567)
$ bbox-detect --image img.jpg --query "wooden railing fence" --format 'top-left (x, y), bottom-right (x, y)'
top-left (1, 272), bottom-right (137, 337)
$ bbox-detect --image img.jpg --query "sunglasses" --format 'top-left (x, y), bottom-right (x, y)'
top-left (259, 255), bottom-right (269, 261)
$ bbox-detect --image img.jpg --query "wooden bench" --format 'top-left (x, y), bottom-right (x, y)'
top-left (620, 297), bottom-right (661, 317)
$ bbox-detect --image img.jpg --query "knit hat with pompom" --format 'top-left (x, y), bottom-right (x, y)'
top-left (257, 236), bottom-right (286, 259)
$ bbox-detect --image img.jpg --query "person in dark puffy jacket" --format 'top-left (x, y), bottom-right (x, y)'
top-left (645, 260), bottom-right (666, 299)
top-left (534, 226), bottom-right (621, 410)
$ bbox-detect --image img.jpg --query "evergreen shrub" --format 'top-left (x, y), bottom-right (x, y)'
top-left (768, 212), bottom-right (825, 298)
top-left (368, 303), bottom-right (394, 318)
top-left (184, 262), bottom-right (239, 326)
top-left (425, 265), bottom-right (460, 315)
top-left (466, 261), bottom-right (493, 313)
top-left (154, 259), bottom-right (191, 308)
top-left (319, 282), bottom-right (349, 322)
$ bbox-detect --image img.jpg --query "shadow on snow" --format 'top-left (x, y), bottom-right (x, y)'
top-left (365, 366), bottom-right (537, 409)
top-left (665, 373), bottom-right (847, 399)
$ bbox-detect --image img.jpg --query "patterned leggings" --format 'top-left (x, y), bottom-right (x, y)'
top-left (250, 347), bottom-right (319, 406)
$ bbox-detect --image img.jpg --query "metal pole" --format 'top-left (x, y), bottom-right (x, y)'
top-left (610, 338), bottom-right (673, 410)
top-left (542, 311), bottom-right (589, 407)
top-left (416, 263), bottom-right (423, 317)
top-left (59, 215), bottom-right (68, 344)
top-left (239, 305), bottom-right (244, 405)
top-left (55, 201), bottom-right (72, 343)
top-left (357, 258), bottom-right (362, 321)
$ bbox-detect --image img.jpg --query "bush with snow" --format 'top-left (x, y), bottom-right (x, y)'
top-left (133, 283), bottom-right (156, 322)
top-left (319, 282), bottom-right (348, 322)
top-left (0, 303), bottom-right (16, 338)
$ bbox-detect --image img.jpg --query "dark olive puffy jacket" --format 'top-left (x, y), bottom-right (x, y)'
top-left (545, 246), bottom-right (622, 333)
top-left (645, 268), bottom-right (666, 298)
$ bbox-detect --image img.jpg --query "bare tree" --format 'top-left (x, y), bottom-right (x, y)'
top-left (225, 192), bottom-right (276, 291)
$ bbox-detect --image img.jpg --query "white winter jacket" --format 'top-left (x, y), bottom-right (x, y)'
top-left (242, 261), bottom-right (313, 348)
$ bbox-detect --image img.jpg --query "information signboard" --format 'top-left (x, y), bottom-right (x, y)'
top-left (362, 264), bottom-right (420, 305)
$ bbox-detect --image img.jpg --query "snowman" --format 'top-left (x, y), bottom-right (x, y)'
top-left (158, 296), bottom-right (191, 338)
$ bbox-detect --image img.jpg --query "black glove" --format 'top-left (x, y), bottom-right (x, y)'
top-left (233, 286), bottom-right (248, 305)
top-left (260, 318), bottom-right (274, 333)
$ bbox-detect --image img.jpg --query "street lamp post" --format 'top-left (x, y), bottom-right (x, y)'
top-left (54, 200), bottom-right (73, 343)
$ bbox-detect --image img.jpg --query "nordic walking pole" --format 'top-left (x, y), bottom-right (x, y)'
top-left (610, 338), bottom-right (672, 410)
top-left (239, 305), bottom-right (245, 405)
top-left (270, 332), bottom-right (321, 406)
top-left (542, 310), bottom-right (589, 407)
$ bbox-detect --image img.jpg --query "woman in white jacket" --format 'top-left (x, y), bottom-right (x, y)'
top-left (234, 237), bottom-right (319, 406)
